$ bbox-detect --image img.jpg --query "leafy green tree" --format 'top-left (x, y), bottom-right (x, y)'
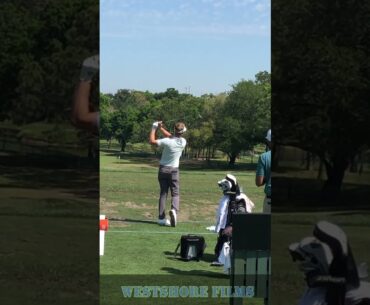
top-left (153, 88), bottom-right (180, 100)
top-left (187, 121), bottom-right (215, 159)
top-left (100, 93), bottom-right (114, 147)
top-left (215, 77), bottom-right (270, 165)
top-left (272, 0), bottom-right (370, 199)
top-left (100, 72), bottom-right (270, 162)
top-left (111, 107), bottom-right (139, 152)
top-left (255, 71), bottom-right (271, 85)
top-left (0, 2), bottom-right (39, 121)
top-left (0, 0), bottom-right (98, 124)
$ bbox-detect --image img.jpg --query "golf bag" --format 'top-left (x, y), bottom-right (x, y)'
top-left (226, 195), bottom-right (247, 226)
top-left (214, 195), bottom-right (248, 260)
top-left (174, 235), bottom-right (206, 261)
top-left (289, 221), bottom-right (370, 305)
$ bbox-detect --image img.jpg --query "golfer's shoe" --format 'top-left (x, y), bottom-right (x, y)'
top-left (169, 209), bottom-right (177, 227)
top-left (211, 261), bottom-right (224, 267)
top-left (158, 218), bottom-right (171, 226)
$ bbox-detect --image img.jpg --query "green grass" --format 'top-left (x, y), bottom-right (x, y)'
top-left (100, 152), bottom-right (264, 222)
top-left (100, 149), bottom-right (370, 304)
top-left (100, 150), bottom-right (265, 304)
top-left (0, 120), bottom-right (92, 157)
top-left (0, 215), bottom-right (98, 305)
top-left (0, 162), bottom-right (99, 304)
top-left (271, 213), bottom-right (370, 304)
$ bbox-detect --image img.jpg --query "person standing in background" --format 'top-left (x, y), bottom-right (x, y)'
top-left (256, 129), bottom-right (271, 213)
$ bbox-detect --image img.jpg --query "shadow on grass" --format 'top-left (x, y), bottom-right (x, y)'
top-left (164, 251), bottom-right (216, 264)
top-left (108, 217), bottom-right (157, 225)
top-left (0, 154), bottom-right (97, 169)
top-left (331, 211), bottom-right (370, 216)
top-left (161, 267), bottom-right (229, 279)
top-left (273, 176), bottom-right (370, 212)
top-left (0, 155), bottom-right (98, 209)
top-left (102, 151), bottom-right (257, 171)
top-left (1, 164), bottom-right (98, 194)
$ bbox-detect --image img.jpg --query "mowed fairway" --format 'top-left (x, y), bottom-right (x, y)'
top-left (100, 148), bottom-right (265, 305)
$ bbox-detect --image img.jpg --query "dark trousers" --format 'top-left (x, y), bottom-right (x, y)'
top-left (158, 165), bottom-right (180, 219)
top-left (214, 227), bottom-right (232, 259)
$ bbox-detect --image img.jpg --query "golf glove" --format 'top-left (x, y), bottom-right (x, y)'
top-left (152, 121), bottom-right (159, 129)
top-left (80, 55), bottom-right (99, 81)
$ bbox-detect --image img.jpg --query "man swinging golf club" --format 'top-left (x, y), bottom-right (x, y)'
top-left (71, 55), bottom-right (99, 133)
top-left (149, 121), bottom-right (187, 227)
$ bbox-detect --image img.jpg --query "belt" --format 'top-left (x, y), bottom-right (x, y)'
top-left (159, 165), bottom-right (178, 170)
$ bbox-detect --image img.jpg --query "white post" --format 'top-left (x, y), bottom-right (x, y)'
top-left (100, 215), bottom-right (106, 256)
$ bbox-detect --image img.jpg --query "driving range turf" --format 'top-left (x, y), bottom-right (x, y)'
top-left (100, 148), bottom-right (265, 305)
top-left (100, 147), bottom-right (370, 304)
top-left (0, 161), bottom-right (99, 305)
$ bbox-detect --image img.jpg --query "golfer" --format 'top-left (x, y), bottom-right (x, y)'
top-left (149, 121), bottom-right (187, 227)
top-left (255, 129), bottom-right (271, 213)
top-left (71, 55), bottom-right (99, 133)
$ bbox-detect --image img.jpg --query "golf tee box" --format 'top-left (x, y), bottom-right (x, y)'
top-left (100, 215), bottom-right (109, 256)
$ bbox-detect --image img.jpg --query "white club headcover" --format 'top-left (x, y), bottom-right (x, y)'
top-left (237, 193), bottom-right (255, 213)
top-left (290, 237), bottom-right (334, 276)
top-left (218, 179), bottom-right (232, 192)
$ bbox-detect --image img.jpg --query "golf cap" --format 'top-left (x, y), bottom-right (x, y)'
top-left (175, 122), bottom-right (187, 134)
top-left (265, 129), bottom-right (271, 142)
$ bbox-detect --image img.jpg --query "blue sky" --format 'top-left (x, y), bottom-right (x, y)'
top-left (100, 0), bottom-right (270, 96)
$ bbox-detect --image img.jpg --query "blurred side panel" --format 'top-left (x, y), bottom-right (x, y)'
top-left (272, 1), bottom-right (370, 304)
top-left (0, 0), bottom-right (99, 304)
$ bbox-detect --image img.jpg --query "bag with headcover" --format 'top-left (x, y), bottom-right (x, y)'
top-left (289, 221), bottom-right (370, 305)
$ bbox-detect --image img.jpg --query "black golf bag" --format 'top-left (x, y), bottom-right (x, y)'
top-left (289, 221), bottom-right (370, 305)
top-left (214, 195), bottom-right (247, 259)
top-left (174, 235), bottom-right (206, 261)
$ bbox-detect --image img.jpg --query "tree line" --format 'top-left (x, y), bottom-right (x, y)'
top-left (272, 0), bottom-right (370, 199)
top-left (100, 71), bottom-right (271, 165)
top-left (0, 0), bottom-right (98, 124)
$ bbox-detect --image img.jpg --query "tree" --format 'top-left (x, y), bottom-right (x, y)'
top-left (255, 71), bottom-right (271, 85)
top-left (0, 2), bottom-right (38, 121)
top-left (100, 72), bottom-right (270, 162)
top-left (153, 88), bottom-right (180, 100)
top-left (0, 0), bottom-right (98, 124)
top-left (187, 121), bottom-right (214, 159)
top-left (100, 93), bottom-right (114, 147)
top-left (111, 107), bottom-right (139, 152)
top-left (214, 78), bottom-right (270, 165)
top-left (272, 0), bottom-right (370, 200)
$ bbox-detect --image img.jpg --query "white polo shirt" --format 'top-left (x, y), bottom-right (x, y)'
top-left (157, 137), bottom-right (186, 168)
